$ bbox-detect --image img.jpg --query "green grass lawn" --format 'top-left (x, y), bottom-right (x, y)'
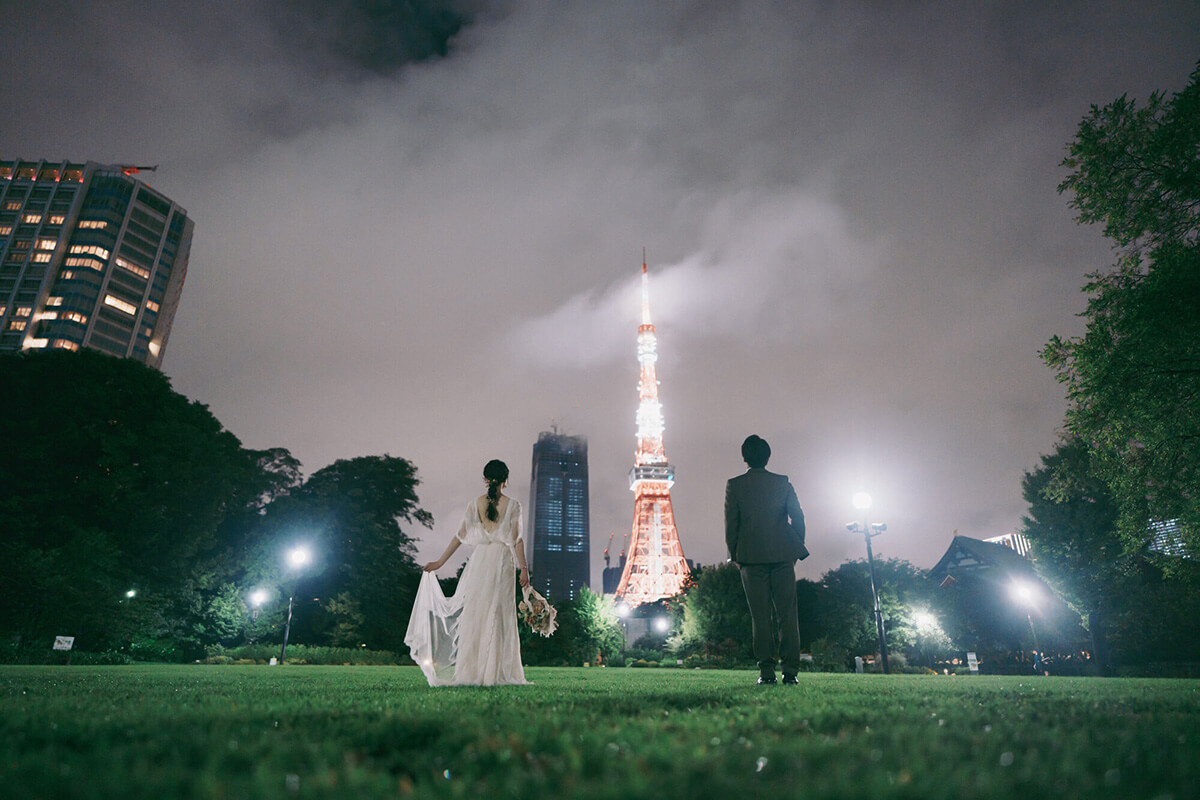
top-left (1, 665), bottom-right (1197, 799)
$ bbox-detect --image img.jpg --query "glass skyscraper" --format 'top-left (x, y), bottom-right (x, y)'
top-left (528, 431), bottom-right (590, 601)
top-left (0, 159), bottom-right (193, 368)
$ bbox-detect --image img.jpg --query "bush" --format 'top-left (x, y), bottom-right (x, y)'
top-left (129, 638), bottom-right (188, 663)
top-left (70, 651), bottom-right (134, 665)
top-left (0, 644), bottom-right (133, 665)
top-left (203, 644), bottom-right (408, 666)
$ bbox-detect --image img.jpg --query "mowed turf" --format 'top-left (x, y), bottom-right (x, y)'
top-left (1, 665), bottom-right (1197, 799)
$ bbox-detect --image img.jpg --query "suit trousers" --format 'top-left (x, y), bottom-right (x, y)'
top-left (739, 561), bottom-right (801, 675)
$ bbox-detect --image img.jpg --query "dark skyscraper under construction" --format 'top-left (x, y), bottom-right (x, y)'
top-left (528, 430), bottom-right (590, 601)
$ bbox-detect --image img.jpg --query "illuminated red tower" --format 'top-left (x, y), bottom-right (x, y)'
top-left (614, 256), bottom-right (690, 606)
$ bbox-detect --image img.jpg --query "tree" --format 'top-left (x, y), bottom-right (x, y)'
top-left (673, 562), bottom-right (753, 664)
top-left (519, 587), bottom-right (624, 666)
top-left (254, 455), bottom-right (431, 652)
top-left (1023, 438), bottom-right (1200, 672)
top-left (0, 350), bottom-right (280, 656)
top-left (1045, 62), bottom-right (1200, 552)
top-left (801, 559), bottom-right (941, 670)
top-left (1020, 439), bottom-right (1124, 672)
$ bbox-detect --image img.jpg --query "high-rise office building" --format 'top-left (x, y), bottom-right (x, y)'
top-left (0, 160), bottom-right (193, 368)
top-left (528, 430), bottom-right (590, 601)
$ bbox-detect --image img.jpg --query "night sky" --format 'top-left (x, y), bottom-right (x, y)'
top-left (4, 1), bottom-right (1198, 584)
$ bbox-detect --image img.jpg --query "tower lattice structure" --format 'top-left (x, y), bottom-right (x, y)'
top-left (614, 258), bottom-right (690, 606)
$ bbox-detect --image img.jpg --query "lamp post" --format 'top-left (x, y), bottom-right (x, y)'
top-left (247, 588), bottom-right (269, 646)
top-left (249, 588), bottom-right (269, 621)
top-left (279, 546), bottom-right (312, 665)
top-left (848, 492), bottom-right (890, 674)
top-left (912, 610), bottom-right (938, 669)
top-left (1011, 581), bottom-right (1043, 672)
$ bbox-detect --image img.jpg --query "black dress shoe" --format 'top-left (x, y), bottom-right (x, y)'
top-left (757, 674), bottom-right (777, 685)
top-left (782, 674), bottom-right (798, 685)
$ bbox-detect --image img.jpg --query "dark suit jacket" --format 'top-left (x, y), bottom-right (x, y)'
top-left (725, 468), bottom-right (808, 564)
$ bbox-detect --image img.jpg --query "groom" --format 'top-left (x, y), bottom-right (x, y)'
top-left (724, 435), bottom-right (809, 685)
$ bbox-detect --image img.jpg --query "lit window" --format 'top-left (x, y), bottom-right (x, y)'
top-left (60, 270), bottom-right (76, 280)
top-left (38, 310), bottom-right (58, 321)
top-left (22, 213), bottom-right (42, 224)
top-left (63, 170), bottom-right (83, 182)
top-left (15, 168), bottom-right (35, 180)
top-left (48, 215), bottom-right (65, 225)
top-left (0, 305), bottom-right (5, 316)
top-left (14, 306), bottom-right (32, 317)
top-left (146, 300), bottom-right (160, 313)
top-left (78, 220), bottom-right (107, 229)
top-left (115, 257), bottom-right (150, 279)
top-left (103, 294), bottom-right (138, 315)
top-left (68, 244), bottom-right (109, 259)
top-left (33, 252), bottom-right (52, 263)
top-left (0, 225), bottom-right (11, 235)
top-left (12, 240), bottom-right (30, 250)
top-left (46, 296), bottom-right (63, 306)
top-left (37, 238), bottom-right (57, 250)
top-left (63, 311), bottom-right (88, 324)
top-left (24, 338), bottom-right (49, 348)
top-left (53, 339), bottom-right (79, 350)
top-left (65, 257), bottom-right (104, 270)
top-left (4, 201), bottom-right (21, 211)
top-left (8, 320), bottom-right (26, 331)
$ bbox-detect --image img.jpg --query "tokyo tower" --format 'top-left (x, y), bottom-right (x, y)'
top-left (614, 256), bottom-right (690, 606)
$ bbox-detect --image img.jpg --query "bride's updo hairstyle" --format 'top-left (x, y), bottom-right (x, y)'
top-left (483, 459), bottom-right (509, 522)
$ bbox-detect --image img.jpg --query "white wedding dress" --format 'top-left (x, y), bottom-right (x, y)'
top-left (405, 497), bottom-right (529, 686)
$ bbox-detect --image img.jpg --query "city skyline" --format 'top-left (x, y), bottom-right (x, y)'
top-left (3, 2), bottom-right (1197, 584)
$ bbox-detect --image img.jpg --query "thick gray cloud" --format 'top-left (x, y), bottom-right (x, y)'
top-left (3, 0), bottom-right (1198, 583)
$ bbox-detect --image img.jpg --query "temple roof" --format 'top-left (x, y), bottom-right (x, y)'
top-left (928, 535), bottom-right (1034, 582)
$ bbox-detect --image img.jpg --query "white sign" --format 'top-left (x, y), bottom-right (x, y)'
top-left (53, 636), bottom-right (75, 651)
top-left (967, 651), bottom-right (979, 673)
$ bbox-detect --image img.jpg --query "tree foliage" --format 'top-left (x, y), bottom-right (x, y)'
top-left (519, 587), bottom-right (624, 666)
top-left (1023, 438), bottom-right (1200, 671)
top-left (1046, 61), bottom-right (1200, 551)
top-left (0, 350), bottom-right (279, 655)
top-left (255, 455), bottom-right (432, 652)
top-left (673, 562), bottom-right (753, 663)
top-left (1020, 438), bottom-right (1124, 670)
top-left (800, 558), bottom-right (941, 668)
top-left (0, 351), bottom-right (434, 662)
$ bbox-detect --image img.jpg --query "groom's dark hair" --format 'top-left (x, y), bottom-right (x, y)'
top-left (741, 435), bottom-right (771, 469)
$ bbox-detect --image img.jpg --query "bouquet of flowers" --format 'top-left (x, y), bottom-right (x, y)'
top-left (519, 585), bottom-right (558, 637)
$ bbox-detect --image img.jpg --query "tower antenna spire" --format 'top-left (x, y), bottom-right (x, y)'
top-left (614, 255), bottom-right (690, 606)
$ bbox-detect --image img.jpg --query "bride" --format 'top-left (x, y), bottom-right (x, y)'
top-left (404, 459), bottom-right (531, 686)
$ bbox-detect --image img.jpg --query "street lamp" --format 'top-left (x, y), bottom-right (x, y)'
top-left (1010, 580), bottom-right (1043, 671)
top-left (279, 546), bottom-right (312, 665)
top-left (912, 610), bottom-right (938, 669)
top-left (249, 588), bottom-right (269, 620)
top-left (246, 588), bottom-right (270, 646)
top-left (847, 492), bottom-right (890, 674)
